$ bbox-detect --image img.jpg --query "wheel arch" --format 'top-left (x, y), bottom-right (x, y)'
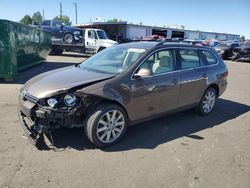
top-left (83, 94), bottom-right (131, 123)
top-left (207, 83), bottom-right (219, 97)
top-left (64, 32), bottom-right (74, 36)
top-left (97, 46), bottom-right (106, 53)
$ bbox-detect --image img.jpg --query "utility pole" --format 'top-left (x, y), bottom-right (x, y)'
top-left (42, 9), bottom-right (45, 20)
top-left (73, 2), bottom-right (78, 24)
top-left (60, 2), bottom-right (63, 19)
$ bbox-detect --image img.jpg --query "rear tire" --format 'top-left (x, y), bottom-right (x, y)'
top-left (196, 87), bottom-right (217, 116)
top-left (84, 103), bottom-right (128, 148)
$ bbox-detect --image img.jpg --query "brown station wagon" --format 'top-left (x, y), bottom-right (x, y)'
top-left (18, 41), bottom-right (228, 147)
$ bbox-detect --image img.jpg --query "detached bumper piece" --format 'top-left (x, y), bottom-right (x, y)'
top-left (18, 112), bottom-right (40, 145)
top-left (19, 112), bottom-right (56, 150)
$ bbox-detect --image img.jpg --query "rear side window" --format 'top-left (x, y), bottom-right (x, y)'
top-left (178, 49), bottom-right (200, 69)
top-left (201, 50), bottom-right (218, 65)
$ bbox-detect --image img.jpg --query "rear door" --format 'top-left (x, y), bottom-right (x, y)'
top-left (176, 48), bottom-right (207, 106)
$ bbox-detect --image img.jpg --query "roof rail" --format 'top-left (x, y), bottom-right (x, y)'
top-left (155, 38), bottom-right (188, 46)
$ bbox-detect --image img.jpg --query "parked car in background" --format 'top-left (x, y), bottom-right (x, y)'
top-left (142, 34), bottom-right (165, 41)
top-left (40, 20), bottom-right (83, 44)
top-left (232, 42), bottom-right (250, 61)
top-left (18, 41), bottom-right (228, 148)
top-left (210, 40), bottom-right (221, 47)
top-left (190, 40), bottom-right (207, 46)
top-left (214, 42), bottom-right (240, 59)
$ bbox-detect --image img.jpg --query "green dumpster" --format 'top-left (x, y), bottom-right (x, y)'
top-left (0, 19), bottom-right (51, 79)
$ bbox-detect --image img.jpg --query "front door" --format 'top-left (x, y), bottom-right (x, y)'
top-left (130, 49), bottom-right (180, 121)
top-left (85, 30), bottom-right (99, 51)
top-left (51, 20), bottom-right (64, 39)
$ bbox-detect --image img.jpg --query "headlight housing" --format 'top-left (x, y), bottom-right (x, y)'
top-left (47, 98), bottom-right (58, 108)
top-left (64, 93), bottom-right (76, 106)
top-left (73, 31), bottom-right (80, 35)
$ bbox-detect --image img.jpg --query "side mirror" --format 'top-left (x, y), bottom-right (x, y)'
top-left (60, 25), bottom-right (64, 30)
top-left (133, 68), bottom-right (152, 79)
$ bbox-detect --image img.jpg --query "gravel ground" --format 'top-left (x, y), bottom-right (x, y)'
top-left (0, 54), bottom-right (249, 188)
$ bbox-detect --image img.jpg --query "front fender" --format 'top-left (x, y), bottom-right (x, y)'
top-left (77, 81), bottom-right (132, 116)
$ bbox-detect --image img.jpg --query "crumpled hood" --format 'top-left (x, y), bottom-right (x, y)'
top-left (23, 66), bottom-right (114, 99)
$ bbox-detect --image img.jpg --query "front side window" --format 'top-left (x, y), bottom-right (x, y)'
top-left (178, 49), bottom-right (200, 69)
top-left (42, 20), bottom-right (50, 26)
top-left (137, 49), bottom-right (175, 75)
top-left (201, 50), bottom-right (218, 65)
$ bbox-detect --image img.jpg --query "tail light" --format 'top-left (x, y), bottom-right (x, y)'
top-left (222, 70), bottom-right (228, 77)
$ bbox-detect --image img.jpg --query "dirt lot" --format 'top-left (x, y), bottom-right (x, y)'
top-left (0, 54), bottom-right (249, 188)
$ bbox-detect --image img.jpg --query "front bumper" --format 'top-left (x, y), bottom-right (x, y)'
top-left (18, 112), bottom-right (39, 145)
top-left (18, 93), bottom-right (83, 144)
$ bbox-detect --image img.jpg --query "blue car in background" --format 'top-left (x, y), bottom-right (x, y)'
top-left (40, 20), bottom-right (83, 44)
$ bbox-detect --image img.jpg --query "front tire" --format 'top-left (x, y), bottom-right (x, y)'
top-left (64, 33), bottom-right (74, 44)
top-left (84, 103), bottom-right (128, 148)
top-left (196, 87), bottom-right (217, 116)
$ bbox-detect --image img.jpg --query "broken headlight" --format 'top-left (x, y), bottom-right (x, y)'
top-left (64, 93), bottom-right (76, 106)
top-left (47, 98), bottom-right (58, 108)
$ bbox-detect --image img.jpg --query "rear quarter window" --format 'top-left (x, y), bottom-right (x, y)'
top-left (201, 50), bottom-right (218, 65)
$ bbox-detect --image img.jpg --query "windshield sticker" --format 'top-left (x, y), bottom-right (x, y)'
top-left (127, 48), bottom-right (146, 53)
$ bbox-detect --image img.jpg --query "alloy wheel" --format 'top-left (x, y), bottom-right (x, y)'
top-left (202, 90), bottom-right (216, 113)
top-left (96, 110), bottom-right (125, 143)
top-left (64, 33), bottom-right (73, 43)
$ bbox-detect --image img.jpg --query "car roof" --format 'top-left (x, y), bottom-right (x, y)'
top-left (117, 41), bottom-right (211, 50)
top-left (117, 41), bottom-right (159, 49)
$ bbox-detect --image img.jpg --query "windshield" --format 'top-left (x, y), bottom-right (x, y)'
top-left (79, 46), bottom-right (146, 74)
top-left (97, 30), bottom-right (108, 39)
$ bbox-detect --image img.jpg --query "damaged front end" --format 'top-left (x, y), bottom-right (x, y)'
top-left (232, 46), bottom-right (250, 62)
top-left (18, 88), bottom-right (87, 147)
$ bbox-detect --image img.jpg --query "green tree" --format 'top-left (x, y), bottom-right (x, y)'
top-left (240, 35), bottom-right (246, 42)
top-left (107, 18), bottom-right (119, 22)
top-left (32, 11), bottom-right (42, 25)
top-left (20, 15), bottom-right (32, 25)
top-left (53, 15), bottom-right (71, 25)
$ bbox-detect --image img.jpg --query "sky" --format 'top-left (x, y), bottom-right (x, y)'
top-left (0, 0), bottom-right (250, 38)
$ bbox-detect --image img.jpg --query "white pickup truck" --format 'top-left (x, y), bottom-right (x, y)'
top-left (50, 28), bottom-right (118, 55)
